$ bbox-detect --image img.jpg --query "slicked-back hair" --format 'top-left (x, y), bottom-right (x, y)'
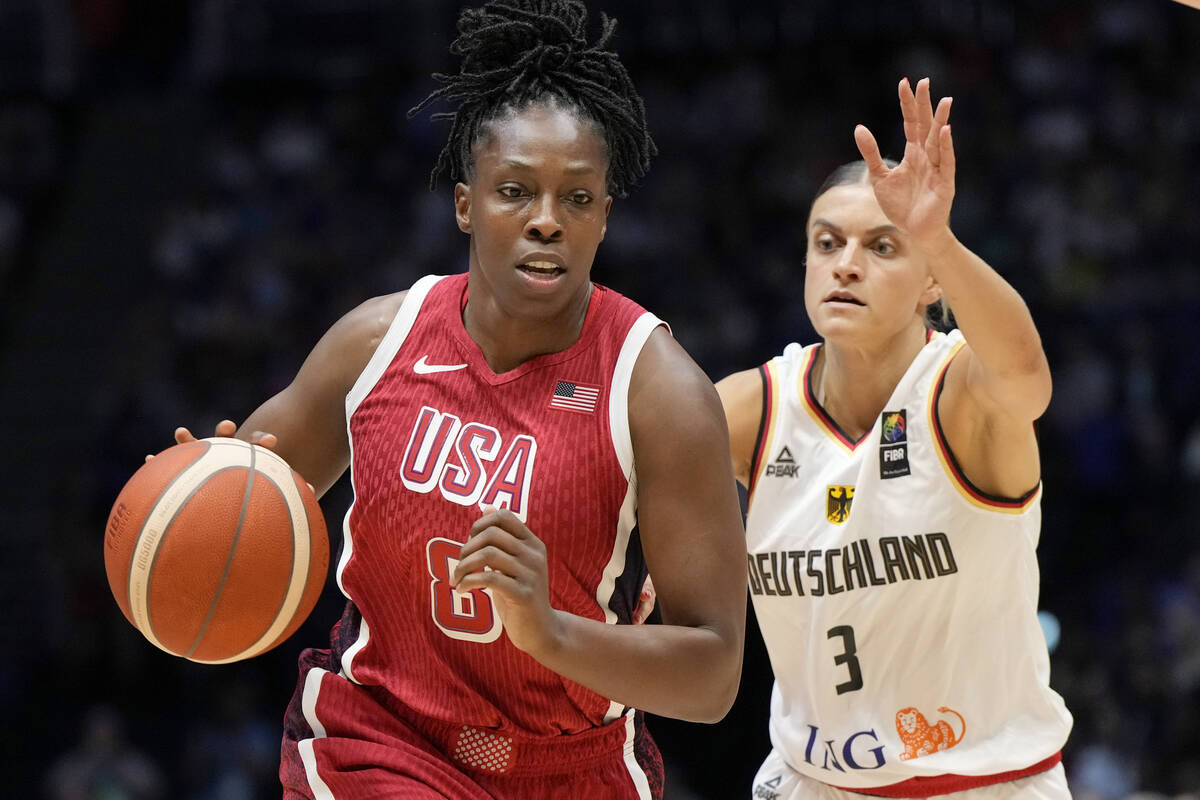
top-left (408, 0), bottom-right (655, 198)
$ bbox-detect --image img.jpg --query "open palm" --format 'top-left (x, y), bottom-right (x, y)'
top-left (854, 78), bottom-right (956, 248)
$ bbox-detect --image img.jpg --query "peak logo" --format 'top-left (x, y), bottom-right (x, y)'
top-left (753, 774), bottom-right (783, 800)
top-left (765, 445), bottom-right (799, 479)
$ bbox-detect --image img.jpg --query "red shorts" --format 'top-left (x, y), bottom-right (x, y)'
top-left (279, 648), bottom-right (665, 799)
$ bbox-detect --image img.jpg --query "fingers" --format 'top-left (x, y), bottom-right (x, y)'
top-left (899, 77), bottom-right (952, 168)
top-left (177, 420), bottom-right (238, 443)
top-left (146, 425), bottom-right (199, 461)
top-left (854, 125), bottom-right (890, 180)
top-left (455, 507), bottom-right (542, 587)
top-left (914, 78), bottom-right (935, 147)
top-left (153, 419), bottom-right (248, 461)
top-left (632, 575), bottom-right (656, 625)
top-left (453, 540), bottom-right (523, 589)
top-left (247, 431), bottom-right (278, 450)
top-left (469, 506), bottom-right (529, 539)
top-left (939, 124), bottom-right (956, 179)
top-left (933, 95), bottom-right (953, 129)
top-left (454, 568), bottom-right (520, 597)
top-left (214, 419), bottom-right (282, 451)
top-left (926, 96), bottom-right (952, 165)
top-left (898, 77), bottom-right (919, 145)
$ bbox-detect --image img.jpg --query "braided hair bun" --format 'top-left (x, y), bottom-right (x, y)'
top-left (410, 0), bottom-right (655, 197)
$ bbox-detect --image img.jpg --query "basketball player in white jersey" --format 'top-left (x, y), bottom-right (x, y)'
top-left (717, 78), bottom-right (1073, 798)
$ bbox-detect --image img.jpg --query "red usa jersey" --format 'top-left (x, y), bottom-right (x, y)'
top-left (329, 273), bottom-right (664, 736)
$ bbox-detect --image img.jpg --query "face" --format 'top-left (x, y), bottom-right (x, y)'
top-left (454, 102), bottom-right (613, 321)
top-left (803, 183), bottom-right (941, 344)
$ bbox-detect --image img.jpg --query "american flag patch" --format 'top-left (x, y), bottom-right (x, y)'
top-left (549, 380), bottom-right (601, 414)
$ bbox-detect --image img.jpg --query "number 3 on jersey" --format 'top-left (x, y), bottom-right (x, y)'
top-left (427, 537), bottom-right (503, 643)
top-left (828, 625), bottom-right (864, 694)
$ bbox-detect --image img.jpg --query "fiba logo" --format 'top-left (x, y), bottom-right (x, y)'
top-left (879, 409), bottom-right (910, 479)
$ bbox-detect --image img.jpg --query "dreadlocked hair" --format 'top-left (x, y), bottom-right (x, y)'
top-left (408, 0), bottom-right (655, 198)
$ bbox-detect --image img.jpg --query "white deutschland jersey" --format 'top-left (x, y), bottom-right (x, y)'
top-left (744, 330), bottom-right (1072, 792)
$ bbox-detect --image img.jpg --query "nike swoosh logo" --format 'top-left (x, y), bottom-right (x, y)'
top-left (413, 355), bottom-right (468, 374)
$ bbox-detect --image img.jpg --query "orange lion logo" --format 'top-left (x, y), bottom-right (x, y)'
top-left (895, 706), bottom-right (965, 761)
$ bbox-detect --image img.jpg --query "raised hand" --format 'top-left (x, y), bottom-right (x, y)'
top-left (853, 77), bottom-right (956, 250)
top-left (452, 507), bottom-right (562, 656)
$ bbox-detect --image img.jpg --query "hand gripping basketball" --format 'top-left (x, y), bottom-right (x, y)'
top-left (106, 433), bottom-right (329, 663)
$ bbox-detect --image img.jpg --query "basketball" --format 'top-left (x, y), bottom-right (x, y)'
top-left (103, 437), bottom-right (329, 664)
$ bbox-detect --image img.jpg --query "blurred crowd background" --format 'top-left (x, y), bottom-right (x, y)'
top-left (1, 0), bottom-right (1198, 798)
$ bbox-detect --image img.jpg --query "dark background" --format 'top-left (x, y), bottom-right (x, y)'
top-left (2, 1), bottom-right (1199, 798)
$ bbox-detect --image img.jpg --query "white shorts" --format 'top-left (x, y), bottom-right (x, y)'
top-left (750, 748), bottom-right (1072, 800)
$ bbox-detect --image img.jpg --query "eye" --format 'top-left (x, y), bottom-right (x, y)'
top-left (568, 191), bottom-right (593, 206)
top-left (498, 185), bottom-right (526, 199)
top-left (873, 238), bottom-right (897, 256)
top-left (813, 232), bottom-right (839, 252)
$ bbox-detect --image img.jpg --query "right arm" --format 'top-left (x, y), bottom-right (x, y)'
top-left (715, 367), bottom-right (764, 489)
top-left (453, 329), bottom-right (748, 722)
top-left (176, 292), bottom-right (406, 498)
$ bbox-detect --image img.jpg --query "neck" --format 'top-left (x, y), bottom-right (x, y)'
top-left (463, 279), bottom-right (594, 374)
top-left (816, 324), bottom-right (929, 440)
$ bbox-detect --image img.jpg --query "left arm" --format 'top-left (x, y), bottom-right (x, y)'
top-left (453, 327), bottom-right (747, 723)
top-left (855, 78), bottom-right (1050, 496)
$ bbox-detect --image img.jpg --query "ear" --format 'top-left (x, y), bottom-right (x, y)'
top-left (918, 274), bottom-right (942, 308)
top-left (454, 182), bottom-right (472, 234)
top-left (599, 195), bottom-right (613, 241)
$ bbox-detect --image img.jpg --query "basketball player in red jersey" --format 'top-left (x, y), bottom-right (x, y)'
top-left (166, 1), bottom-right (746, 797)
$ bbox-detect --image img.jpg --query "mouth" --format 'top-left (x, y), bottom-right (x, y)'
top-left (518, 261), bottom-right (566, 278)
top-left (824, 292), bottom-right (865, 306)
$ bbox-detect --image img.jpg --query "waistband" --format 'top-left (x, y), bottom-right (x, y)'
top-left (411, 709), bottom-right (638, 778)
top-left (831, 752), bottom-right (1062, 797)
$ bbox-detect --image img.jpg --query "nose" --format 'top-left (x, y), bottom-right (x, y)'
top-left (832, 239), bottom-right (864, 282)
top-left (525, 193), bottom-right (563, 243)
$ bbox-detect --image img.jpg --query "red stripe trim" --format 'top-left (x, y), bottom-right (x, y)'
top-left (832, 752), bottom-right (1061, 797)
top-left (747, 364), bottom-right (773, 498)
top-left (803, 345), bottom-right (867, 451)
top-left (928, 350), bottom-right (1039, 511)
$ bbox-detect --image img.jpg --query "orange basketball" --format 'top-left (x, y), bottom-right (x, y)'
top-left (104, 437), bottom-right (329, 663)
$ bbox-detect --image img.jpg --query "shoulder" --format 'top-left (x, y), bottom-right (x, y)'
top-left (630, 327), bottom-right (711, 400)
top-left (717, 340), bottom-right (811, 425)
top-left (628, 328), bottom-right (725, 442)
top-left (308, 291), bottom-right (408, 396)
top-left (715, 368), bottom-right (765, 487)
top-left (715, 368), bottom-right (763, 421)
top-left (331, 292), bottom-right (407, 365)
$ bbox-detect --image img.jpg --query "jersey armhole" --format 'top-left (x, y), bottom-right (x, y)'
top-left (608, 313), bottom-right (668, 480)
top-left (746, 362), bottom-right (773, 503)
top-left (345, 274), bottom-right (447, 416)
top-left (927, 344), bottom-right (1040, 512)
